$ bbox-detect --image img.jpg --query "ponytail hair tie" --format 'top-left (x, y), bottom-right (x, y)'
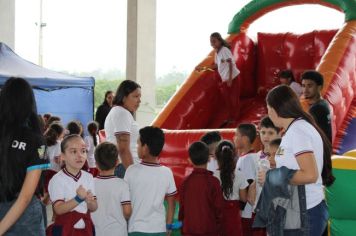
top-left (222, 145), bottom-right (231, 151)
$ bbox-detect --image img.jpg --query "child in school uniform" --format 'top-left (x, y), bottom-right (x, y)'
top-left (234, 124), bottom-right (258, 236)
top-left (124, 126), bottom-right (177, 236)
top-left (214, 140), bottom-right (248, 236)
top-left (201, 131), bottom-right (222, 172)
top-left (179, 141), bottom-right (224, 236)
top-left (84, 121), bottom-right (100, 176)
top-left (91, 142), bottom-right (132, 236)
top-left (47, 134), bottom-right (98, 236)
top-left (267, 138), bottom-right (281, 169)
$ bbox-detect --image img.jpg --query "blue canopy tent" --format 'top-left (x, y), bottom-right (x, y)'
top-left (0, 43), bottom-right (95, 129)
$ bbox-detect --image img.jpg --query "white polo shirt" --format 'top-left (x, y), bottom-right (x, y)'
top-left (91, 175), bottom-right (130, 236)
top-left (45, 141), bottom-right (61, 172)
top-left (236, 151), bottom-right (258, 218)
top-left (215, 46), bottom-right (240, 82)
top-left (124, 162), bottom-right (177, 233)
top-left (48, 168), bottom-right (96, 229)
top-left (105, 106), bottom-right (139, 164)
top-left (275, 118), bottom-right (324, 209)
top-left (214, 169), bottom-right (248, 200)
top-left (84, 135), bottom-right (99, 168)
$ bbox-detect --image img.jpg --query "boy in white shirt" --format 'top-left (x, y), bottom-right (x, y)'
top-left (234, 124), bottom-right (258, 236)
top-left (91, 142), bottom-right (132, 236)
top-left (125, 126), bottom-right (177, 236)
top-left (200, 131), bottom-right (222, 172)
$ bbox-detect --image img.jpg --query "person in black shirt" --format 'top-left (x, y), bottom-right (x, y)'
top-left (0, 78), bottom-right (49, 235)
top-left (95, 90), bottom-right (114, 130)
top-left (301, 71), bottom-right (332, 142)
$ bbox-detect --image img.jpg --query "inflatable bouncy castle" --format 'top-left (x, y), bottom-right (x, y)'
top-left (152, 0), bottom-right (356, 235)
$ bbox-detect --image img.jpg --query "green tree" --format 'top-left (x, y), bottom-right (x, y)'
top-left (94, 79), bottom-right (122, 109)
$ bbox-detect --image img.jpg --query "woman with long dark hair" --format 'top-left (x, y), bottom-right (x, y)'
top-left (214, 140), bottom-right (248, 236)
top-left (104, 80), bottom-right (141, 177)
top-left (0, 77), bottom-right (49, 235)
top-left (260, 85), bottom-right (334, 235)
top-left (95, 90), bottom-right (114, 130)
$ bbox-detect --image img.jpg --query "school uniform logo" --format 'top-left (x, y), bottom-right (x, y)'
top-left (276, 147), bottom-right (284, 156)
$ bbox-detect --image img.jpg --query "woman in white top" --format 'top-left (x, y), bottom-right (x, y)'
top-left (260, 85), bottom-right (334, 235)
top-left (104, 80), bottom-right (141, 178)
top-left (279, 70), bottom-right (302, 97)
top-left (214, 140), bottom-right (248, 236)
top-left (84, 121), bottom-right (100, 176)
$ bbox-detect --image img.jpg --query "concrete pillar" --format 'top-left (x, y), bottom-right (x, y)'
top-left (0, 0), bottom-right (15, 49)
top-left (126, 0), bottom-right (156, 126)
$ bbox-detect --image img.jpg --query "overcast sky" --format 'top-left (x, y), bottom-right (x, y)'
top-left (15, 0), bottom-right (344, 76)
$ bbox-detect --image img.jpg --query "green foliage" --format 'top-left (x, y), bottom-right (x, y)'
top-left (94, 79), bottom-right (122, 108)
top-left (156, 71), bottom-right (187, 106)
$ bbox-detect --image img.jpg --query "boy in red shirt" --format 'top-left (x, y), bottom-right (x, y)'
top-left (179, 141), bottom-right (224, 236)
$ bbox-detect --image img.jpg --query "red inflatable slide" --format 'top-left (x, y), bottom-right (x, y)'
top-left (152, 0), bottom-right (356, 188)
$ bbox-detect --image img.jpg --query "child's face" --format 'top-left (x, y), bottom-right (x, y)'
top-left (208, 142), bottom-right (218, 160)
top-left (259, 127), bottom-right (280, 150)
top-left (268, 145), bottom-right (278, 169)
top-left (210, 37), bottom-right (221, 50)
top-left (234, 130), bottom-right (244, 149)
top-left (62, 137), bottom-right (87, 171)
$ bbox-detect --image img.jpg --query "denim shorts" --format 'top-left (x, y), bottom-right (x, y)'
top-left (0, 197), bottom-right (45, 236)
top-left (307, 200), bottom-right (328, 236)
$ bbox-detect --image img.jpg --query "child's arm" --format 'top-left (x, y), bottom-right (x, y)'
top-left (247, 181), bottom-right (256, 205)
top-left (239, 188), bottom-right (248, 202)
top-left (53, 185), bottom-right (88, 215)
top-left (166, 196), bottom-right (176, 224)
top-left (0, 170), bottom-right (42, 235)
top-left (122, 204), bottom-right (132, 220)
top-left (85, 191), bottom-right (98, 212)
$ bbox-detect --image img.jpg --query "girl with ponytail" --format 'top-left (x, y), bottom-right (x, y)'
top-left (84, 121), bottom-right (99, 176)
top-left (214, 140), bottom-right (248, 236)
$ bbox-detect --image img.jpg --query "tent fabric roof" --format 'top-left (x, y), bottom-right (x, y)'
top-left (0, 43), bottom-right (94, 88)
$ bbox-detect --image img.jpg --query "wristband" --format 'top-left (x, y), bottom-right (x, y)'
top-left (74, 195), bottom-right (84, 204)
top-left (166, 224), bottom-right (173, 230)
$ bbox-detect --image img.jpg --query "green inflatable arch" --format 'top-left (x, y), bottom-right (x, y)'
top-left (228, 0), bottom-right (356, 33)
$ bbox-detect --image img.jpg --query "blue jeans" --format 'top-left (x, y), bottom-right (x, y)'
top-left (307, 200), bottom-right (328, 236)
top-left (0, 197), bottom-right (45, 236)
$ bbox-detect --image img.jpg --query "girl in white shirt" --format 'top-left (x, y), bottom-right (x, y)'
top-left (196, 32), bottom-right (241, 121)
top-left (214, 140), bottom-right (248, 236)
top-left (260, 85), bottom-right (334, 235)
top-left (84, 121), bottom-right (99, 176)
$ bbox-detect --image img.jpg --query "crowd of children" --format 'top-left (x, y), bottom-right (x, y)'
top-left (37, 110), bottom-right (283, 236)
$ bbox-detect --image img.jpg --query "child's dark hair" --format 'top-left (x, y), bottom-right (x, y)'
top-left (237, 124), bottom-right (257, 144)
top-left (67, 120), bottom-right (83, 136)
top-left (279, 70), bottom-right (295, 82)
top-left (188, 141), bottom-right (209, 165)
top-left (200, 131), bottom-right (222, 145)
top-left (269, 138), bottom-right (282, 148)
top-left (87, 121), bottom-right (99, 147)
top-left (216, 140), bottom-right (236, 199)
top-left (301, 70), bottom-right (324, 86)
top-left (60, 134), bottom-right (82, 153)
top-left (95, 142), bottom-right (118, 171)
top-left (260, 116), bottom-right (280, 133)
top-left (47, 116), bottom-right (61, 126)
top-left (210, 32), bottom-right (230, 49)
top-left (139, 126), bottom-right (165, 157)
top-left (45, 122), bottom-right (64, 146)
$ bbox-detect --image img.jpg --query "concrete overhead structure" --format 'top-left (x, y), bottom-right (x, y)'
top-left (126, 0), bottom-right (157, 126)
top-left (0, 0), bottom-right (15, 49)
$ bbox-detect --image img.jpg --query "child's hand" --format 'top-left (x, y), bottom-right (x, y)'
top-left (227, 79), bottom-right (233, 87)
top-left (85, 190), bottom-right (95, 203)
top-left (76, 185), bottom-right (88, 200)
